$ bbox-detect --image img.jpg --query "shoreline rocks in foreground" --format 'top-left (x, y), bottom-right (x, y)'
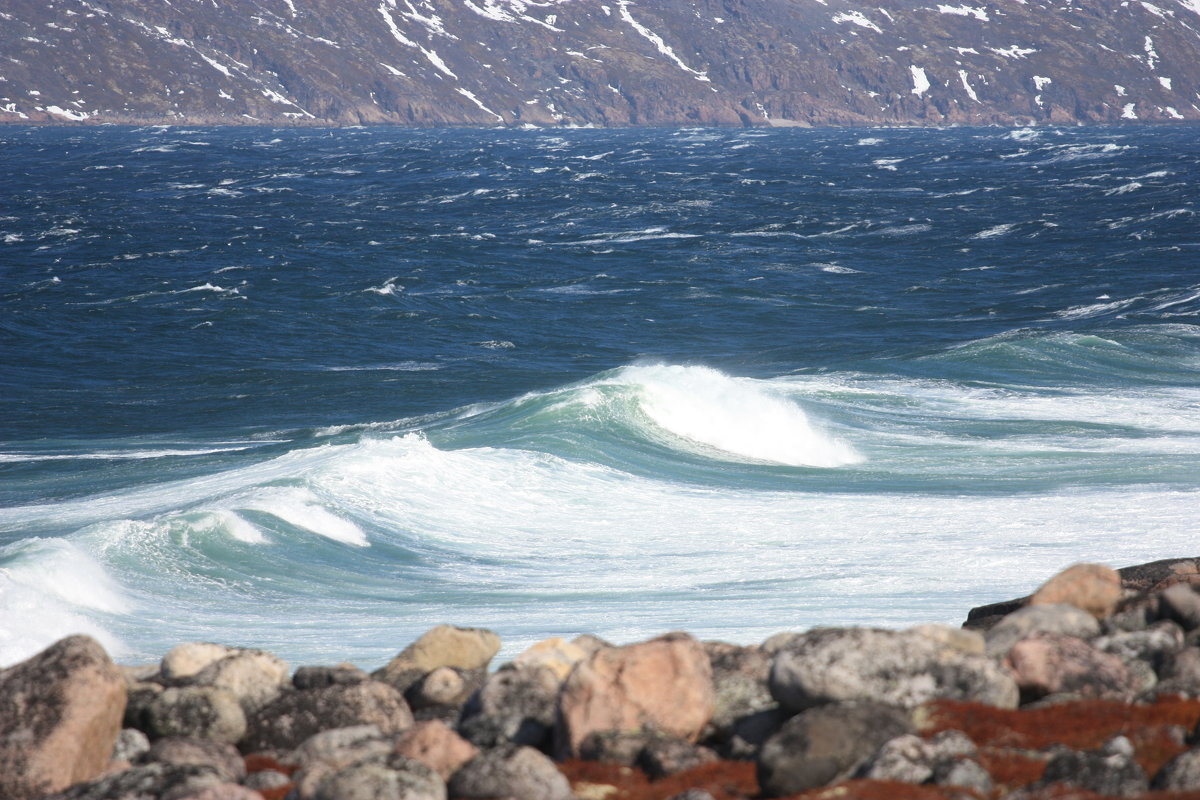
top-left (3, 558), bottom-right (1200, 800)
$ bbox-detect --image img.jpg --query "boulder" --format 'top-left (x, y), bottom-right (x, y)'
top-left (124, 682), bottom-right (164, 731)
top-left (171, 784), bottom-right (263, 800)
top-left (555, 632), bottom-right (715, 758)
top-left (933, 757), bottom-right (993, 795)
top-left (459, 662), bottom-right (560, 749)
top-left (243, 769), bottom-right (291, 792)
top-left (1036, 735), bottom-right (1148, 797)
top-left (448, 744), bottom-right (571, 800)
top-left (43, 762), bottom-right (226, 800)
top-left (143, 737), bottom-right (246, 783)
top-left (1155, 647), bottom-right (1200, 698)
top-left (756, 701), bottom-right (913, 797)
top-left (144, 687), bottom-right (247, 744)
top-left (908, 625), bottom-right (985, 656)
top-left (1161, 585), bottom-right (1200, 631)
top-left (289, 725), bottom-right (391, 771)
top-left (578, 729), bottom-right (660, 765)
top-left (292, 664), bottom-right (370, 690)
top-left (113, 728), bottom-right (151, 762)
top-left (637, 736), bottom-right (718, 778)
top-left (243, 680), bottom-right (413, 753)
top-left (394, 720), bottom-right (478, 781)
top-left (1031, 563), bottom-right (1122, 620)
top-left (1153, 747), bottom-right (1200, 790)
top-left (1094, 621), bottom-right (1185, 669)
top-left (306, 756), bottom-right (445, 800)
top-left (513, 637), bottom-right (588, 681)
top-left (161, 644), bottom-right (235, 682)
top-left (405, 666), bottom-right (468, 711)
top-left (191, 650), bottom-right (289, 714)
top-left (0, 635), bottom-right (128, 800)
top-left (769, 628), bottom-right (1018, 712)
top-left (1006, 632), bottom-right (1139, 702)
top-left (859, 730), bottom-right (976, 784)
top-left (373, 625), bottom-right (500, 692)
top-left (702, 642), bottom-right (774, 738)
top-left (984, 603), bottom-right (1101, 657)
top-left (724, 707), bottom-right (790, 760)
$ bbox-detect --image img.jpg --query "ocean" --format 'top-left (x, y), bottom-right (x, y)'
top-left (1, 124), bottom-right (1198, 670)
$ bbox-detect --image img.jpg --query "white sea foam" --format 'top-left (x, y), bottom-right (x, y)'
top-left (236, 487), bottom-right (369, 546)
top-left (0, 538), bottom-right (130, 665)
top-left (614, 365), bottom-right (862, 467)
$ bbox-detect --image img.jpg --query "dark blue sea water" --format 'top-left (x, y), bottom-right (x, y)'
top-left (2, 124), bottom-right (1198, 668)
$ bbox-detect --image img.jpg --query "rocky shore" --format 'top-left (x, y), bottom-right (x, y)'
top-left (3, 557), bottom-right (1200, 800)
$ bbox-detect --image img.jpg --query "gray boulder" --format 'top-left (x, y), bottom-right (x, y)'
top-left (1037, 736), bottom-right (1148, 797)
top-left (859, 730), bottom-right (976, 784)
top-left (769, 628), bottom-right (1018, 712)
top-left (702, 642), bottom-right (774, 743)
top-left (144, 687), bottom-right (247, 744)
top-left (756, 701), bottom-right (913, 797)
top-left (457, 663), bottom-right (559, 749)
top-left (448, 744), bottom-right (571, 800)
top-left (113, 728), bottom-right (151, 763)
top-left (289, 724), bottom-right (392, 771)
top-left (1161, 585), bottom-right (1200, 631)
top-left (308, 756), bottom-right (445, 800)
top-left (43, 762), bottom-right (225, 800)
top-left (1153, 747), bottom-right (1200, 790)
top-left (242, 680), bottom-right (413, 752)
top-left (1155, 647), bottom-right (1200, 698)
top-left (0, 635), bottom-right (127, 800)
top-left (190, 649), bottom-right (289, 714)
top-left (142, 737), bottom-right (246, 783)
top-left (985, 603), bottom-right (1101, 657)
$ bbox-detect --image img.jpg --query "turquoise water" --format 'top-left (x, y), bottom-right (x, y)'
top-left (1, 124), bottom-right (1198, 668)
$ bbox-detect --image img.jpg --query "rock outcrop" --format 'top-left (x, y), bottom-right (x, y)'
top-left (2, 0), bottom-right (1199, 127)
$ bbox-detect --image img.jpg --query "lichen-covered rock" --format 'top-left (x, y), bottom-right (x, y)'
top-left (555, 632), bottom-right (715, 758)
top-left (1035, 735), bottom-right (1148, 797)
top-left (373, 625), bottom-right (500, 693)
top-left (1153, 747), bottom-right (1200, 790)
top-left (908, 625), bottom-right (985, 656)
top-left (243, 681), bottom-right (413, 753)
top-left (702, 641), bottom-right (774, 739)
top-left (171, 783), bottom-right (263, 800)
top-left (459, 662), bottom-right (560, 749)
top-left (769, 628), bottom-right (1018, 712)
top-left (859, 730), bottom-right (975, 784)
top-left (756, 701), bottom-right (913, 797)
top-left (308, 757), bottom-right (445, 800)
top-left (394, 719), bottom-right (478, 781)
top-left (448, 744), bottom-right (571, 800)
top-left (405, 666), bottom-right (468, 711)
top-left (145, 687), bottom-right (247, 744)
top-left (1094, 621), bottom-right (1185, 669)
top-left (43, 762), bottom-right (227, 800)
top-left (1155, 647), bottom-right (1200, 698)
top-left (191, 649), bottom-right (289, 714)
top-left (0, 635), bottom-right (128, 800)
top-left (143, 737), bottom-right (246, 783)
top-left (984, 603), bottom-right (1102, 657)
top-left (1031, 563), bottom-right (1122, 620)
top-left (1006, 632), bottom-right (1139, 702)
top-left (933, 757), bottom-right (993, 795)
top-left (113, 728), bottom-right (151, 762)
top-left (289, 724), bottom-right (391, 771)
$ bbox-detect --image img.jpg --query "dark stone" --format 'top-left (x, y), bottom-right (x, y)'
top-left (1161, 585), bottom-right (1200, 631)
top-left (242, 681), bottom-right (413, 753)
top-left (756, 701), bottom-right (913, 797)
top-left (1153, 747), bottom-right (1200, 790)
top-left (637, 736), bottom-right (718, 779)
top-left (724, 707), bottom-right (790, 760)
top-left (292, 665), bottom-right (370, 691)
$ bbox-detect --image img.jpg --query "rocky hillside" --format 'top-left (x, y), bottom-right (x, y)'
top-left (2, 0), bottom-right (1200, 127)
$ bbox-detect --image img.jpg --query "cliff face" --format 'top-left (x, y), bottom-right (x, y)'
top-left (2, 0), bottom-right (1200, 127)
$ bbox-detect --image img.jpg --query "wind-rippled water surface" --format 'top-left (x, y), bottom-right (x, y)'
top-left (2, 124), bottom-right (1198, 668)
